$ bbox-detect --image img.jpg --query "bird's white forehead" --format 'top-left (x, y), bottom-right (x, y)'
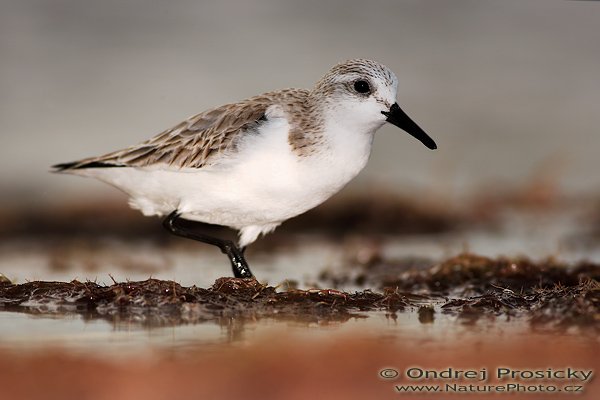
top-left (320, 59), bottom-right (398, 88)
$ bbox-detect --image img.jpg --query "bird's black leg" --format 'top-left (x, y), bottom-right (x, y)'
top-left (162, 211), bottom-right (254, 279)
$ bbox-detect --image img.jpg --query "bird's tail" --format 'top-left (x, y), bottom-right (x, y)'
top-left (51, 160), bottom-right (124, 172)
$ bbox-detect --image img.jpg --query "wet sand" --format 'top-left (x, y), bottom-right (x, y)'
top-left (0, 334), bottom-right (597, 400)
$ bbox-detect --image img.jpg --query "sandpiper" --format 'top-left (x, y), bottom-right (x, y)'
top-left (53, 59), bottom-right (437, 279)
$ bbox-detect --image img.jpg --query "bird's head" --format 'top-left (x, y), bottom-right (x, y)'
top-left (314, 59), bottom-right (436, 150)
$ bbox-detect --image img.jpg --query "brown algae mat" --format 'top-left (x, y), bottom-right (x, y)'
top-left (0, 277), bottom-right (411, 325)
top-left (0, 253), bottom-right (597, 329)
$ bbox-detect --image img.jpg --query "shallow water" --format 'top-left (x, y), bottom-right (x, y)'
top-left (2, 303), bottom-right (593, 358)
top-left (0, 206), bottom-right (598, 400)
top-left (1, 207), bottom-right (598, 289)
top-left (0, 206), bottom-right (598, 357)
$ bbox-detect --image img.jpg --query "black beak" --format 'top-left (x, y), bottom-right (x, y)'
top-left (382, 103), bottom-right (437, 150)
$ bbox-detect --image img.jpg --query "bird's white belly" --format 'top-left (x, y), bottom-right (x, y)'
top-left (179, 135), bottom-right (370, 228)
top-left (91, 116), bottom-right (372, 229)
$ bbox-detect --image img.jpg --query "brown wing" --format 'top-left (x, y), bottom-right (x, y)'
top-left (54, 97), bottom-right (274, 171)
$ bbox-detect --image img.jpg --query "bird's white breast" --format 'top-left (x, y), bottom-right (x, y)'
top-left (191, 114), bottom-right (372, 223)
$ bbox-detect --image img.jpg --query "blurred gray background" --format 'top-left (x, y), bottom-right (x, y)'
top-left (1, 0), bottom-right (599, 206)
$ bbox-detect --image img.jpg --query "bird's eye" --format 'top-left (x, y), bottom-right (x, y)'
top-left (353, 80), bottom-right (371, 94)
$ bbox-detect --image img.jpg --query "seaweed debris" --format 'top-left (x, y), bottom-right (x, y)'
top-left (321, 253), bottom-right (600, 329)
top-left (0, 277), bottom-right (411, 325)
top-left (441, 279), bottom-right (599, 329)
top-left (0, 253), bottom-right (597, 330)
top-left (332, 252), bottom-right (599, 294)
